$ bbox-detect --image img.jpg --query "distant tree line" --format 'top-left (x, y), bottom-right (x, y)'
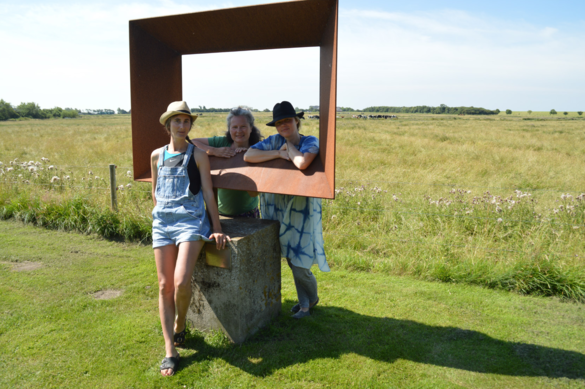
top-left (361, 104), bottom-right (500, 115)
top-left (0, 100), bottom-right (80, 121)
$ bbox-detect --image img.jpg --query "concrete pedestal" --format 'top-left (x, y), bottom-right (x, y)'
top-left (187, 217), bottom-right (281, 344)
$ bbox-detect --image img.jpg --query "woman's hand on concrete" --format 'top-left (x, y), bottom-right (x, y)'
top-left (210, 232), bottom-right (231, 249)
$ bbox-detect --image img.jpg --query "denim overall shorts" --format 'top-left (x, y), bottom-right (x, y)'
top-left (152, 143), bottom-right (212, 248)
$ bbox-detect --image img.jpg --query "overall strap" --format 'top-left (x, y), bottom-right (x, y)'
top-left (157, 145), bottom-right (168, 168)
top-left (181, 143), bottom-right (194, 167)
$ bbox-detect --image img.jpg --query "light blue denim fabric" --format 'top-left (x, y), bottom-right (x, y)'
top-left (152, 143), bottom-right (212, 248)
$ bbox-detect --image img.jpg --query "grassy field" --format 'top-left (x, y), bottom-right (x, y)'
top-left (1, 219), bottom-right (584, 388)
top-left (1, 113), bottom-right (585, 301)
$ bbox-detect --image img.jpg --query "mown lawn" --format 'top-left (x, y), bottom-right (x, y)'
top-left (1, 219), bottom-right (584, 388)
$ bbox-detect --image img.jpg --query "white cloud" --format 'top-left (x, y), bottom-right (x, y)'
top-left (0, 2), bottom-right (583, 111)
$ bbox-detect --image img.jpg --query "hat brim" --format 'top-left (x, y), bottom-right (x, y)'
top-left (159, 110), bottom-right (198, 125)
top-left (266, 111), bottom-right (304, 127)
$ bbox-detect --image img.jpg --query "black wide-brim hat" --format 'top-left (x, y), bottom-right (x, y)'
top-left (266, 101), bottom-right (304, 126)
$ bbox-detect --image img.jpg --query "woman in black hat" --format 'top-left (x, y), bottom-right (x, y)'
top-left (244, 101), bottom-right (329, 319)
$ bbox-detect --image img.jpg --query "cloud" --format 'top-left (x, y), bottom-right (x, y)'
top-left (337, 9), bottom-right (585, 109)
top-left (0, 2), bottom-right (583, 110)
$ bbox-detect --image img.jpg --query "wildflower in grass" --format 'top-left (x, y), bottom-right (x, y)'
top-left (51, 176), bottom-right (60, 183)
top-left (41, 157), bottom-right (49, 163)
top-left (126, 170), bottom-right (132, 177)
top-left (64, 175), bottom-right (70, 180)
top-left (88, 170), bottom-right (93, 175)
top-left (497, 218), bottom-right (503, 223)
top-left (23, 180), bottom-right (30, 184)
top-left (126, 183), bottom-right (132, 188)
top-left (0, 161), bottom-right (3, 166)
top-left (28, 166), bottom-right (37, 173)
top-left (95, 176), bottom-right (100, 180)
top-left (573, 226), bottom-right (579, 229)
top-left (118, 185), bottom-right (124, 191)
top-left (18, 174), bottom-right (22, 178)
top-left (48, 165), bottom-right (55, 170)
top-left (6, 167), bottom-right (14, 172)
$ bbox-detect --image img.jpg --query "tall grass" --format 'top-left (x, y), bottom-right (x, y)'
top-left (1, 113), bottom-right (585, 301)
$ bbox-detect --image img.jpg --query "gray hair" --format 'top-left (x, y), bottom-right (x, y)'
top-left (225, 106), bottom-right (263, 146)
top-left (226, 106), bottom-right (256, 131)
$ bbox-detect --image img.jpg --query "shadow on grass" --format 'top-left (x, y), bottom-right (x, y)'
top-left (179, 304), bottom-right (585, 381)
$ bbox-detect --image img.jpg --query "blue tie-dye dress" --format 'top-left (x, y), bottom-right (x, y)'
top-left (250, 134), bottom-right (330, 272)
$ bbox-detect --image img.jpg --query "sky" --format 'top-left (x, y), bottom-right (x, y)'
top-left (1, 0), bottom-right (584, 111)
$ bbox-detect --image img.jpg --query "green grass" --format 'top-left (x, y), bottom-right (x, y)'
top-left (1, 219), bottom-right (584, 388)
top-left (2, 113), bottom-right (585, 301)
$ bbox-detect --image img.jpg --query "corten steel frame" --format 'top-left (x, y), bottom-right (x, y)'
top-left (130, 0), bottom-right (337, 198)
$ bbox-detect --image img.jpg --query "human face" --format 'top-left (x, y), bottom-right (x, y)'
top-left (229, 115), bottom-right (251, 147)
top-left (169, 114), bottom-right (191, 140)
top-left (275, 117), bottom-right (298, 140)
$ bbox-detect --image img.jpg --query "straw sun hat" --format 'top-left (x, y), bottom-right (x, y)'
top-left (159, 101), bottom-right (198, 125)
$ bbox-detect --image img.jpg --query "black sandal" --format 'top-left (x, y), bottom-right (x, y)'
top-left (160, 355), bottom-right (180, 376)
top-left (173, 328), bottom-right (186, 347)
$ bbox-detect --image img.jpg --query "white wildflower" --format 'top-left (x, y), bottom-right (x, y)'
top-left (28, 161), bottom-right (34, 166)
top-left (497, 218), bottom-right (503, 223)
top-left (50, 176), bottom-right (60, 183)
top-left (28, 166), bottom-right (37, 173)
top-left (23, 180), bottom-right (30, 184)
top-left (88, 170), bottom-right (93, 175)
top-left (94, 176), bottom-right (100, 180)
top-left (126, 183), bottom-right (132, 189)
top-left (357, 201), bottom-right (361, 205)
top-left (48, 165), bottom-right (55, 170)
top-left (41, 157), bottom-right (49, 163)
top-left (64, 175), bottom-right (70, 180)
top-left (573, 226), bottom-right (580, 229)
top-left (118, 185), bottom-right (124, 190)
top-left (126, 170), bottom-right (132, 177)
top-left (6, 167), bottom-right (14, 172)
top-left (0, 161), bottom-right (3, 167)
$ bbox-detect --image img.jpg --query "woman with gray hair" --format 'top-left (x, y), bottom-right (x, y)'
top-left (192, 106), bottom-right (262, 218)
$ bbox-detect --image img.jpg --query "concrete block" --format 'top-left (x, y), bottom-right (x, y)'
top-left (187, 217), bottom-right (281, 344)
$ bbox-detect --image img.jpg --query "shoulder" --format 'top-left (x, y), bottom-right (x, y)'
top-left (193, 147), bottom-right (209, 164)
top-left (252, 134), bottom-right (284, 150)
top-left (151, 147), bottom-right (164, 164)
top-left (209, 136), bottom-right (230, 147)
top-left (300, 136), bottom-right (319, 153)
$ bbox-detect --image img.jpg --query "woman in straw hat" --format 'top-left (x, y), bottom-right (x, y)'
top-left (192, 106), bottom-right (262, 218)
top-left (151, 101), bottom-right (230, 376)
top-left (244, 101), bottom-right (329, 320)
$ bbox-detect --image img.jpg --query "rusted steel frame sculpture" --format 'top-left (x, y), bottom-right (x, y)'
top-left (129, 0), bottom-right (337, 198)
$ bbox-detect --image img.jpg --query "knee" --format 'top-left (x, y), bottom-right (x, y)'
top-left (158, 280), bottom-right (174, 297)
top-left (174, 278), bottom-right (192, 295)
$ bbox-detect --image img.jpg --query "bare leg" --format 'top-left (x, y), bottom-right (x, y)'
top-left (154, 244), bottom-right (179, 376)
top-left (173, 240), bottom-right (205, 334)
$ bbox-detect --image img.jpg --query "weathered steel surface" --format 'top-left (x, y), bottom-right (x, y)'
top-left (130, 0), bottom-right (337, 199)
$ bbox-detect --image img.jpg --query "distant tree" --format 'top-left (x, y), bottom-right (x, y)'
top-left (563, 112), bottom-right (568, 116)
top-left (550, 109), bottom-right (557, 115)
top-left (578, 111), bottom-right (583, 116)
top-left (527, 110), bottom-right (532, 114)
top-left (0, 99), bottom-right (19, 121)
top-left (263, 108), bottom-right (270, 112)
top-left (16, 102), bottom-right (51, 119)
top-left (61, 109), bottom-right (79, 118)
top-left (506, 109), bottom-right (512, 115)
top-left (117, 108), bottom-right (129, 114)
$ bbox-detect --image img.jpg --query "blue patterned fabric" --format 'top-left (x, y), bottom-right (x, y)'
top-left (253, 134), bottom-right (329, 272)
top-left (250, 134), bottom-right (319, 154)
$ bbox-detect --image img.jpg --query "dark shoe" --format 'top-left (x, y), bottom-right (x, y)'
top-left (310, 298), bottom-right (319, 311)
top-left (173, 328), bottom-right (186, 347)
top-left (291, 303), bottom-right (301, 314)
top-left (160, 355), bottom-right (180, 376)
top-left (292, 310), bottom-right (311, 319)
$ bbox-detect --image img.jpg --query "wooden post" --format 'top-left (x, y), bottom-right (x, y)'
top-left (109, 164), bottom-right (118, 212)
